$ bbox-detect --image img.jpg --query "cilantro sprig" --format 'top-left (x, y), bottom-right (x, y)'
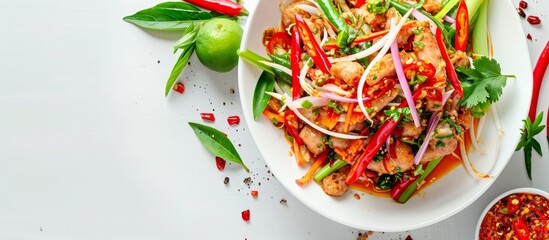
top-left (456, 56), bottom-right (515, 109)
top-left (384, 107), bottom-right (411, 122)
top-left (515, 112), bottom-right (545, 180)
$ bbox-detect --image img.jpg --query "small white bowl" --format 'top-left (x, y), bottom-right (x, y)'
top-left (475, 187), bottom-right (549, 240)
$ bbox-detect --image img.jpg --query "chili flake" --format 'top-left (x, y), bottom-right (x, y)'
top-left (251, 190), bottom-right (258, 197)
top-left (527, 34), bottom-right (533, 40)
top-left (227, 116), bottom-right (240, 126)
top-left (517, 8), bottom-right (526, 18)
top-left (519, 0), bottom-right (528, 9)
top-left (173, 83), bottom-right (185, 94)
top-left (241, 209), bottom-right (250, 221)
top-left (215, 157), bottom-right (226, 171)
top-left (527, 15), bottom-right (541, 25)
top-left (200, 113), bottom-right (215, 122)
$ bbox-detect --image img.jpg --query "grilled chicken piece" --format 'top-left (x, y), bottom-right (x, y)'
top-left (365, 88), bottom-right (400, 115)
top-left (331, 61), bottom-right (365, 87)
top-left (367, 141), bottom-right (415, 175)
top-left (299, 125), bottom-right (326, 156)
top-left (321, 172), bottom-right (348, 197)
top-left (422, 0), bottom-right (442, 15)
top-left (413, 21), bottom-right (446, 84)
top-left (420, 122), bottom-right (459, 163)
top-left (366, 51), bottom-right (412, 86)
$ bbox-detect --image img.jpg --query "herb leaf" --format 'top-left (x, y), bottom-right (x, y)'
top-left (456, 56), bottom-right (514, 109)
top-left (123, 2), bottom-right (227, 31)
top-left (165, 45), bottom-right (195, 97)
top-left (189, 122), bottom-right (249, 172)
top-left (252, 72), bottom-right (275, 120)
top-left (384, 107), bottom-right (411, 122)
top-left (515, 112), bottom-right (545, 180)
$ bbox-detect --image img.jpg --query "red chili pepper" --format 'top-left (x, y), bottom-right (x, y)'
top-left (354, 0), bottom-right (366, 8)
top-left (215, 156), bottom-right (226, 171)
top-left (291, 27), bottom-right (302, 100)
top-left (284, 110), bottom-right (304, 145)
top-left (454, 0), bottom-right (469, 52)
top-left (506, 196), bottom-right (521, 214)
top-left (183, 0), bottom-right (248, 16)
top-left (267, 32), bottom-right (291, 55)
top-left (547, 105), bottom-right (549, 146)
top-left (527, 15), bottom-right (541, 25)
top-left (390, 175), bottom-right (418, 200)
top-left (435, 28), bottom-right (464, 97)
top-left (403, 60), bottom-right (436, 80)
top-left (295, 14), bottom-right (332, 74)
top-left (227, 115), bottom-right (240, 125)
top-left (241, 209), bottom-right (250, 221)
top-left (200, 113), bottom-right (215, 122)
top-left (364, 77), bottom-right (397, 98)
top-left (173, 82), bottom-right (185, 94)
top-left (519, 0), bottom-right (528, 9)
top-left (529, 40), bottom-right (549, 122)
top-left (251, 190), bottom-right (258, 197)
top-left (512, 217), bottom-right (530, 240)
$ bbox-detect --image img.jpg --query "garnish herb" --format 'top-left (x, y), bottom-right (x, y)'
top-left (515, 112), bottom-right (545, 180)
top-left (165, 23), bottom-right (200, 96)
top-left (384, 107), bottom-right (411, 122)
top-left (327, 100), bottom-right (345, 114)
top-left (252, 72), bottom-right (275, 120)
top-left (189, 122), bottom-right (249, 172)
top-left (457, 56), bottom-right (515, 110)
top-left (123, 2), bottom-right (228, 31)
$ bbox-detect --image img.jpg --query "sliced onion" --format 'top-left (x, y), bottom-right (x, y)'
top-left (299, 59), bottom-right (315, 96)
top-left (288, 96), bottom-right (329, 109)
top-left (319, 91), bottom-right (371, 103)
top-left (443, 15), bottom-right (456, 24)
top-left (329, 34), bottom-right (389, 63)
top-left (411, 9), bottom-right (437, 34)
top-left (288, 103), bottom-right (368, 140)
top-left (475, 115), bottom-right (487, 140)
top-left (294, 4), bottom-right (319, 16)
top-left (259, 60), bottom-right (292, 75)
top-left (357, 9), bottom-right (414, 121)
top-left (413, 90), bottom-right (454, 165)
top-left (316, 84), bottom-right (351, 96)
top-left (469, 115), bottom-right (486, 154)
top-left (460, 133), bottom-right (490, 178)
top-left (391, 37), bottom-right (420, 127)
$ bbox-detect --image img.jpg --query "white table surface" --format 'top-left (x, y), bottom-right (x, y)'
top-left (1, 0), bottom-right (548, 239)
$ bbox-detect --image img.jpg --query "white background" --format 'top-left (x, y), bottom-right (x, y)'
top-left (0, 0), bottom-right (547, 239)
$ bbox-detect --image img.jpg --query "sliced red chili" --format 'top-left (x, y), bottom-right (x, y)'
top-left (215, 157), bottom-right (226, 171)
top-left (291, 27), bottom-right (302, 100)
top-left (184, 0), bottom-right (248, 16)
top-left (506, 196), bottom-right (521, 214)
top-left (200, 113), bottom-right (215, 122)
top-left (353, 0), bottom-right (366, 8)
top-left (455, 0), bottom-right (469, 52)
top-left (227, 115), bottom-right (240, 125)
top-left (267, 32), bottom-right (291, 55)
top-left (517, 7), bottom-right (526, 18)
top-left (364, 77), bottom-right (397, 99)
top-left (295, 14), bottom-right (332, 74)
top-left (403, 60), bottom-right (436, 80)
top-left (527, 15), bottom-right (541, 25)
top-left (435, 28), bottom-right (464, 97)
top-left (173, 82), bottom-right (185, 94)
top-left (519, 0), bottom-right (528, 9)
top-left (527, 33), bottom-right (532, 40)
top-left (284, 110), bottom-right (304, 145)
top-left (390, 175), bottom-right (418, 200)
top-left (241, 209), bottom-right (250, 221)
top-left (512, 217), bottom-right (530, 240)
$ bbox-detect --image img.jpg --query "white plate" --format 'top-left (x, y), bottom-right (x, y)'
top-left (238, 0), bottom-right (532, 232)
top-left (475, 188), bottom-right (549, 240)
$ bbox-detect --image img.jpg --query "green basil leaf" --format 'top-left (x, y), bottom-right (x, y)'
top-left (165, 45), bottom-right (195, 97)
top-left (252, 71), bottom-right (275, 120)
top-left (189, 122), bottom-right (249, 172)
top-left (123, 2), bottom-right (226, 31)
top-left (172, 23), bottom-right (200, 53)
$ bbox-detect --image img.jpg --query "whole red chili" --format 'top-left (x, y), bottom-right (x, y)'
top-left (183, 0), bottom-right (248, 16)
top-left (517, 8), bottom-right (526, 18)
top-left (529, 40), bottom-right (549, 122)
top-left (251, 190), bottom-right (258, 197)
top-left (173, 83), bottom-right (185, 94)
top-left (519, 0), bottom-right (528, 9)
top-left (527, 15), bottom-right (541, 25)
top-left (215, 157), bottom-right (226, 171)
top-left (241, 209), bottom-right (250, 221)
top-left (200, 113), bottom-right (215, 122)
top-left (227, 115), bottom-right (240, 125)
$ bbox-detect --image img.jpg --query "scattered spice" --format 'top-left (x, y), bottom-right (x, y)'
top-left (527, 15), bottom-right (541, 25)
top-left (405, 235), bottom-right (413, 240)
top-left (216, 157), bottom-right (226, 171)
top-left (251, 190), bottom-right (258, 197)
top-left (241, 209), bottom-right (250, 221)
top-left (527, 34), bottom-right (532, 40)
top-left (227, 115), bottom-right (241, 125)
top-left (224, 177), bottom-right (230, 184)
top-left (200, 112), bottom-right (215, 121)
top-left (173, 82), bottom-right (185, 94)
top-left (354, 193), bottom-right (361, 200)
top-left (517, 8), bottom-right (526, 18)
top-left (519, 0), bottom-right (528, 9)
top-left (280, 199), bottom-right (287, 205)
top-left (243, 177), bottom-right (252, 184)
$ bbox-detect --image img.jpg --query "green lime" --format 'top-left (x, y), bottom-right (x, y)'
top-left (196, 18), bottom-right (243, 72)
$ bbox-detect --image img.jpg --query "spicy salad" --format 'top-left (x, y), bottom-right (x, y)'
top-left (239, 0), bottom-right (513, 203)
